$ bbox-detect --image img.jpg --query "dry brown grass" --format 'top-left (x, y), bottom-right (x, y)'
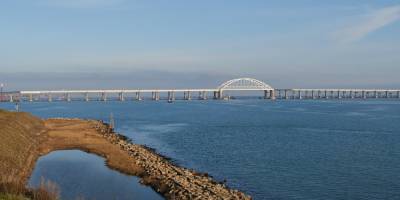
top-left (0, 109), bottom-right (58, 200)
top-left (0, 172), bottom-right (59, 200)
top-left (0, 110), bottom-right (45, 181)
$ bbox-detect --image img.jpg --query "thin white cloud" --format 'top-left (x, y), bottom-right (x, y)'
top-left (39, 0), bottom-right (125, 8)
top-left (335, 5), bottom-right (400, 42)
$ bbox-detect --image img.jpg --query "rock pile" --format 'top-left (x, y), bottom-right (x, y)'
top-left (90, 120), bottom-right (252, 200)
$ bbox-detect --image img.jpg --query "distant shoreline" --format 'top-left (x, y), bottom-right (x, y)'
top-left (0, 110), bottom-right (251, 199)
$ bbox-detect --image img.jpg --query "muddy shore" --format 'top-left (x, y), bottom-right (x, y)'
top-left (26, 118), bottom-right (251, 199)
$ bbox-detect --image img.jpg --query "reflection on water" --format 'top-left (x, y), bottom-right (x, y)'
top-left (28, 150), bottom-right (163, 200)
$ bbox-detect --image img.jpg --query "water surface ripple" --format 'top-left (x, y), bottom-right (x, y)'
top-left (2, 100), bottom-right (399, 199)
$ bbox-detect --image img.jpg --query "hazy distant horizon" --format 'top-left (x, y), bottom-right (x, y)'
top-left (2, 70), bottom-right (400, 91)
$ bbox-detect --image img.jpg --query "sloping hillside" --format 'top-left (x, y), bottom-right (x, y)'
top-left (0, 109), bottom-right (45, 179)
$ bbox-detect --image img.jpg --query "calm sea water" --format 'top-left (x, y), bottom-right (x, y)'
top-left (2, 99), bottom-right (400, 200)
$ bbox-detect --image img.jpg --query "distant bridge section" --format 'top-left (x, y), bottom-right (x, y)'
top-left (1, 78), bottom-right (399, 102)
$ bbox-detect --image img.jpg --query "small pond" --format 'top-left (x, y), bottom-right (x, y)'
top-left (28, 150), bottom-right (163, 200)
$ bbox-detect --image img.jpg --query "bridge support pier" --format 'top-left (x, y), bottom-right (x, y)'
top-left (168, 91), bottom-right (175, 102)
top-left (66, 93), bottom-right (71, 102)
top-left (151, 92), bottom-right (160, 100)
top-left (119, 92), bottom-right (125, 101)
top-left (385, 91), bottom-right (389, 98)
top-left (199, 91), bottom-right (207, 100)
top-left (85, 93), bottom-right (89, 101)
top-left (9, 95), bottom-right (13, 102)
top-left (29, 94), bottom-right (33, 102)
top-left (362, 91), bottom-right (366, 99)
top-left (284, 90), bottom-right (288, 99)
top-left (101, 93), bottom-right (107, 101)
top-left (135, 92), bottom-right (141, 101)
top-left (298, 91), bottom-right (302, 99)
top-left (270, 90), bottom-right (276, 100)
top-left (48, 94), bottom-right (52, 102)
top-left (184, 91), bottom-right (191, 100)
top-left (214, 91), bottom-right (219, 100)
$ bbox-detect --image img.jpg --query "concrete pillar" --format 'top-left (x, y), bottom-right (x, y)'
top-left (119, 92), bottom-right (125, 101)
top-left (168, 91), bottom-right (172, 102)
top-left (264, 90), bottom-right (268, 99)
top-left (337, 91), bottom-right (341, 99)
top-left (135, 92), bottom-right (141, 101)
top-left (214, 91), bottom-right (218, 100)
top-left (151, 92), bottom-right (155, 100)
top-left (167, 91), bottom-right (175, 102)
top-left (187, 91), bottom-right (192, 100)
top-left (29, 94), bottom-right (33, 102)
top-left (66, 93), bottom-right (71, 102)
top-left (202, 91), bottom-right (207, 100)
top-left (311, 90), bottom-right (315, 99)
top-left (270, 90), bottom-right (276, 100)
top-left (9, 95), bottom-right (13, 102)
top-left (350, 91), bottom-right (354, 99)
top-left (101, 93), bottom-right (107, 101)
top-left (324, 90), bottom-right (328, 99)
top-left (85, 93), bottom-right (89, 101)
top-left (362, 91), bottom-right (366, 99)
top-left (298, 90), bottom-right (302, 99)
top-left (284, 90), bottom-right (288, 99)
top-left (386, 91), bottom-right (389, 98)
top-left (48, 94), bottom-right (52, 102)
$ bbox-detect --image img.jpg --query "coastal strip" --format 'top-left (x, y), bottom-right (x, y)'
top-left (0, 110), bottom-right (251, 199)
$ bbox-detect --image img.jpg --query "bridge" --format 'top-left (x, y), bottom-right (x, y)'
top-left (1, 78), bottom-right (400, 102)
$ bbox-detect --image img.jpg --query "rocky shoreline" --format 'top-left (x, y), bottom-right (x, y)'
top-left (0, 111), bottom-right (251, 200)
top-left (89, 119), bottom-right (251, 200)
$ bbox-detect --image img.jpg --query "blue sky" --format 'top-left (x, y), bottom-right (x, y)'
top-left (1, 0), bottom-right (400, 89)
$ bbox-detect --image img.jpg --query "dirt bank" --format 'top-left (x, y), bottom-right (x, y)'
top-left (0, 110), bottom-right (251, 199)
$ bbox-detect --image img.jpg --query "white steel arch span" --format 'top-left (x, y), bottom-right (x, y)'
top-left (217, 78), bottom-right (274, 91)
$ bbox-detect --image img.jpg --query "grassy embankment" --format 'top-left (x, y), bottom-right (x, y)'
top-left (0, 109), bottom-right (58, 200)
